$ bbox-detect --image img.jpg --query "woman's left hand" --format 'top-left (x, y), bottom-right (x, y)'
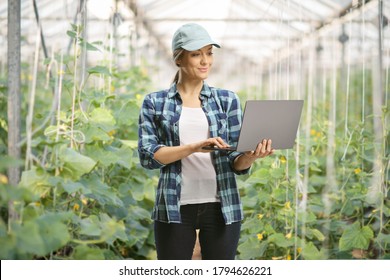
top-left (242, 139), bottom-right (274, 160)
top-left (234, 139), bottom-right (275, 171)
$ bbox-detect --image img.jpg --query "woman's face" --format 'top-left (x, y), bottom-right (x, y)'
top-left (178, 45), bottom-right (214, 81)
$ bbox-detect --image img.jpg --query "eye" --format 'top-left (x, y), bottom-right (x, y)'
top-left (191, 53), bottom-right (200, 57)
top-left (208, 51), bottom-right (214, 56)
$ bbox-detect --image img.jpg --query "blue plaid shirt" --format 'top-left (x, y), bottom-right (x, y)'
top-left (138, 82), bottom-right (250, 225)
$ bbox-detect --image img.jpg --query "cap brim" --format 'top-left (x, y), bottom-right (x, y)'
top-left (181, 40), bottom-right (221, 51)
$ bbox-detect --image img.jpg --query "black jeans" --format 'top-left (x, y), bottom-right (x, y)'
top-left (154, 202), bottom-right (241, 260)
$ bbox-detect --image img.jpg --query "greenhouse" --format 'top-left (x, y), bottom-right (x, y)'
top-left (0, 0), bottom-right (389, 261)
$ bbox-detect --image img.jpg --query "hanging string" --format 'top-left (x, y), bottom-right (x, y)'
top-left (25, 27), bottom-right (41, 170)
top-left (360, 0), bottom-right (366, 174)
top-left (78, 0), bottom-right (89, 121)
top-left (293, 47), bottom-right (303, 260)
top-left (70, 23), bottom-right (80, 149)
top-left (344, 14), bottom-right (353, 141)
top-left (322, 27), bottom-right (338, 260)
top-left (293, 0), bottom-right (304, 260)
top-left (386, 47), bottom-right (389, 107)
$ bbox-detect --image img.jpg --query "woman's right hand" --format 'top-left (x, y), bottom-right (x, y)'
top-left (154, 137), bottom-right (230, 165)
top-left (190, 137), bottom-right (230, 153)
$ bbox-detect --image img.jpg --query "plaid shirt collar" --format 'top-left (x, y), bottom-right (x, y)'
top-left (167, 82), bottom-right (213, 99)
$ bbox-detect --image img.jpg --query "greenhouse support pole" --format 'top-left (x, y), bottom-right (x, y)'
top-left (32, 0), bottom-right (48, 59)
top-left (366, 0), bottom-right (385, 211)
top-left (7, 0), bottom-right (21, 221)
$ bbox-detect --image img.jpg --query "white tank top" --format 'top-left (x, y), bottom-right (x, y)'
top-left (179, 107), bottom-right (219, 205)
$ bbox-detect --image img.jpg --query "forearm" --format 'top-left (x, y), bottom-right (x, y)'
top-left (233, 154), bottom-right (255, 171)
top-left (154, 144), bottom-right (196, 165)
top-left (154, 137), bottom-right (230, 165)
top-left (233, 139), bottom-right (275, 171)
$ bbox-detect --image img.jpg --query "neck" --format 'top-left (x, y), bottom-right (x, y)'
top-left (176, 76), bottom-right (204, 108)
top-left (177, 77), bottom-right (203, 97)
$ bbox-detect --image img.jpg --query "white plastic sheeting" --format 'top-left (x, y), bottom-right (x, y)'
top-left (1, 0), bottom-right (389, 90)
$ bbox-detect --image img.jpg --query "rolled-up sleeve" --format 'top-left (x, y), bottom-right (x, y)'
top-left (226, 94), bottom-right (250, 175)
top-left (138, 95), bottom-right (166, 169)
top-left (229, 152), bottom-right (250, 175)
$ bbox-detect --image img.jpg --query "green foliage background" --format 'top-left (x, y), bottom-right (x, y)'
top-left (0, 25), bottom-right (389, 260)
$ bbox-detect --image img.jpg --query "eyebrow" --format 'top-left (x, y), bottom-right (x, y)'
top-left (201, 46), bottom-right (213, 51)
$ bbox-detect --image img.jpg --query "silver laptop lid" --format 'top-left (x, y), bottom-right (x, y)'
top-left (235, 100), bottom-right (304, 152)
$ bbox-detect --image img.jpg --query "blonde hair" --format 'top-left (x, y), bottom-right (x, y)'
top-left (172, 48), bottom-right (184, 84)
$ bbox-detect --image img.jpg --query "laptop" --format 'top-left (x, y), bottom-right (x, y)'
top-left (202, 100), bottom-right (304, 152)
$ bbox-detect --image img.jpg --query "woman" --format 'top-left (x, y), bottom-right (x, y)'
top-left (138, 23), bottom-right (274, 260)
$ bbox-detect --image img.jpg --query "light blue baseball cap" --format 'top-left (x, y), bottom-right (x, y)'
top-left (172, 23), bottom-right (221, 52)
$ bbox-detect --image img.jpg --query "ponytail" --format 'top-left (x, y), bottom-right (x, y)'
top-left (173, 71), bottom-right (180, 84)
top-left (172, 48), bottom-right (184, 84)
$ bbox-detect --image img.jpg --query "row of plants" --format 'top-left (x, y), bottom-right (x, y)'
top-left (0, 24), bottom-right (389, 259)
top-left (237, 67), bottom-right (390, 259)
top-left (1, 25), bottom-right (158, 259)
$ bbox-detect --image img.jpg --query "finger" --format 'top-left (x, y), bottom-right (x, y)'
top-left (261, 139), bottom-right (267, 154)
top-left (211, 137), bottom-right (226, 148)
top-left (267, 139), bottom-right (272, 152)
top-left (217, 137), bottom-right (230, 147)
top-left (254, 143), bottom-right (262, 156)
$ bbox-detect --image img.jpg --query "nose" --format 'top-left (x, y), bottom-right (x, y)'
top-left (200, 53), bottom-right (208, 65)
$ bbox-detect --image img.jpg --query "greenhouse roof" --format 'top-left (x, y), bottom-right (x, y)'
top-left (1, 0), bottom-right (389, 90)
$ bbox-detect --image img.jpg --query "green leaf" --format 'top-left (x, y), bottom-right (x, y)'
top-left (89, 108), bottom-right (116, 132)
top-left (85, 145), bottom-right (120, 168)
top-left (116, 100), bottom-right (139, 126)
top-left (18, 168), bottom-right (50, 199)
top-left (59, 147), bottom-right (97, 180)
top-left (302, 242), bottom-right (327, 260)
top-left (381, 206), bottom-right (390, 217)
top-left (128, 205), bottom-right (152, 221)
top-left (246, 168), bottom-right (270, 185)
top-left (272, 188), bottom-right (287, 202)
top-left (100, 213), bottom-right (128, 244)
top-left (115, 146), bottom-right (133, 169)
top-left (0, 155), bottom-right (23, 173)
top-left (339, 222), bottom-right (374, 251)
top-left (81, 176), bottom-right (123, 207)
top-left (85, 42), bottom-right (101, 52)
top-left (241, 216), bottom-right (264, 234)
top-left (19, 167), bottom-right (49, 188)
top-left (87, 66), bottom-right (111, 76)
top-left (0, 235), bottom-right (17, 259)
top-left (297, 211), bottom-right (317, 225)
top-left (62, 180), bottom-right (91, 194)
top-left (267, 233), bottom-right (294, 248)
top-left (35, 214), bottom-right (71, 254)
top-left (73, 245), bottom-right (105, 260)
top-left (308, 228), bottom-right (325, 241)
top-left (0, 184), bottom-right (39, 206)
top-left (128, 179), bottom-right (146, 201)
top-left (269, 168), bottom-right (284, 179)
top-left (43, 125), bottom-right (58, 137)
top-left (80, 215), bottom-right (101, 236)
top-left (66, 30), bottom-right (77, 39)
top-left (237, 237), bottom-right (268, 259)
top-left (82, 125), bottom-right (111, 143)
top-left (376, 233), bottom-right (390, 249)
top-left (119, 139), bottom-right (138, 149)
top-left (125, 219), bottom-right (150, 247)
top-left (16, 221), bottom-right (46, 256)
